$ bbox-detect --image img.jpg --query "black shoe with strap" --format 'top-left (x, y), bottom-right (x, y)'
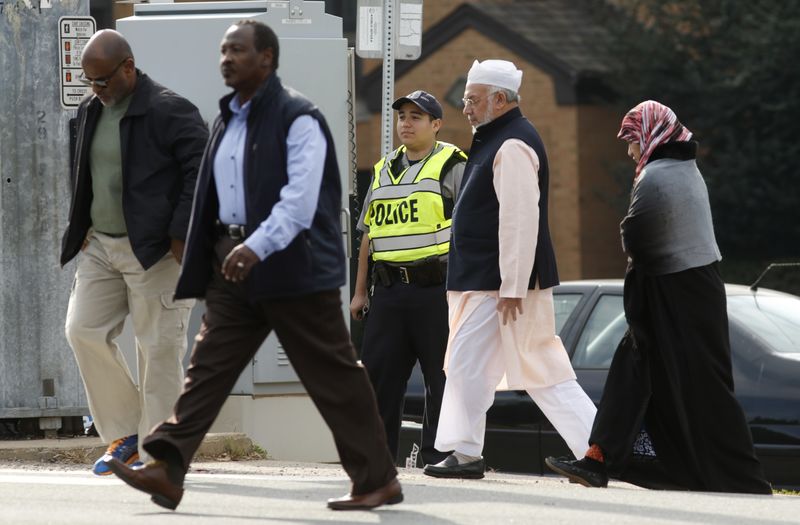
top-left (545, 456), bottom-right (609, 488)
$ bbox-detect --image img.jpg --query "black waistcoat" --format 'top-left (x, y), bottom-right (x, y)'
top-left (175, 74), bottom-right (345, 299)
top-left (447, 107), bottom-right (559, 291)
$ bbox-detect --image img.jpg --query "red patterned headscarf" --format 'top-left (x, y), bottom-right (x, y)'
top-left (617, 100), bottom-right (693, 176)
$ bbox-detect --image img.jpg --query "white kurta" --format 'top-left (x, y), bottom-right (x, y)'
top-left (435, 138), bottom-right (596, 459)
top-left (443, 139), bottom-right (576, 390)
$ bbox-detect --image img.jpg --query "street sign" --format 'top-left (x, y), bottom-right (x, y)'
top-left (58, 16), bottom-right (96, 109)
top-left (356, 0), bottom-right (422, 60)
top-left (356, 0), bottom-right (424, 158)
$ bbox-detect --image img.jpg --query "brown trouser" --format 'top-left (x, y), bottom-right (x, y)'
top-left (143, 239), bottom-right (397, 495)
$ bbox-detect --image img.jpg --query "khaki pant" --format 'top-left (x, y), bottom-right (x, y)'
top-left (65, 232), bottom-right (193, 458)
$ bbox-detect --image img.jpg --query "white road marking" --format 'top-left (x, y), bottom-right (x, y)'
top-left (0, 473), bottom-right (122, 486)
top-left (0, 468), bottom-right (347, 486)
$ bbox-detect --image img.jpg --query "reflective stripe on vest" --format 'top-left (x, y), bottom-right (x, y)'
top-left (366, 142), bottom-right (463, 263)
top-left (370, 227), bottom-right (452, 253)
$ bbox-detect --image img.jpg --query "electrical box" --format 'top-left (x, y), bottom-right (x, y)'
top-left (116, 1), bottom-right (354, 396)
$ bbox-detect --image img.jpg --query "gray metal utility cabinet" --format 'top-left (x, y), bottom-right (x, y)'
top-left (117, 0), bottom-right (353, 393)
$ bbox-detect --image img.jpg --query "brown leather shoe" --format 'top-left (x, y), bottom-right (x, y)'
top-left (327, 478), bottom-right (403, 510)
top-left (108, 458), bottom-right (184, 510)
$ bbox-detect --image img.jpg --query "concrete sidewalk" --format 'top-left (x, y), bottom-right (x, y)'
top-left (1, 458), bottom-right (798, 524)
top-left (0, 432), bottom-right (258, 464)
top-left (1, 435), bottom-right (797, 524)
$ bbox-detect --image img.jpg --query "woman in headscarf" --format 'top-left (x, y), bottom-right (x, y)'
top-left (545, 100), bottom-right (772, 494)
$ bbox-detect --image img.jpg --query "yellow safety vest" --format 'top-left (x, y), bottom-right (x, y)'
top-left (365, 142), bottom-right (466, 263)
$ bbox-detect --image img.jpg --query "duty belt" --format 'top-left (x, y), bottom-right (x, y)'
top-left (215, 220), bottom-right (247, 241)
top-left (373, 258), bottom-right (446, 287)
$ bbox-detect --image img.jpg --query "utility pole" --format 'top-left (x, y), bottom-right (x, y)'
top-left (379, 0), bottom-right (396, 159)
top-left (0, 0), bottom-right (92, 436)
top-left (356, 0), bottom-right (423, 159)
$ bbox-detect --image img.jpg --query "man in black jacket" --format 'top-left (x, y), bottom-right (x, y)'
top-left (61, 30), bottom-right (208, 477)
top-left (107, 20), bottom-right (402, 511)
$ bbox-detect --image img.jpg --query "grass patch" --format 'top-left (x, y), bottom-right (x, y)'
top-left (50, 448), bottom-right (94, 464)
top-left (209, 437), bottom-right (268, 462)
top-left (774, 489), bottom-right (799, 496)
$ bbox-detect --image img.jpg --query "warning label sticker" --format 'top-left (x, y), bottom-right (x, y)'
top-left (59, 16), bottom-right (96, 109)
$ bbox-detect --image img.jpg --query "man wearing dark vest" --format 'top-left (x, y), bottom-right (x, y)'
top-left (423, 59), bottom-right (597, 479)
top-left (107, 20), bottom-right (402, 511)
top-left (350, 90), bottom-right (466, 467)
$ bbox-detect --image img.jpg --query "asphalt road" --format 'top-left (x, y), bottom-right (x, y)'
top-left (0, 460), bottom-right (797, 525)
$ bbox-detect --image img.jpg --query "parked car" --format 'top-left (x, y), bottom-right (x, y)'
top-left (399, 280), bottom-right (800, 488)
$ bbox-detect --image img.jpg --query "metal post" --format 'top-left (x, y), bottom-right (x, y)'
top-left (380, 0), bottom-right (396, 159)
top-left (0, 0), bottom-right (91, 429)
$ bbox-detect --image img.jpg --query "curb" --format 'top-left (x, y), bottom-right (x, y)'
top-left (0, 432), bottom-right (259, 464)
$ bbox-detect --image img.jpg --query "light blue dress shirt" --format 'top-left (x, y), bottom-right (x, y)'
top-left (213, 95), bottom-right (327, 261)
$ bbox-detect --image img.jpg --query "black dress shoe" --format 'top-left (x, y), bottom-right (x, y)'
top-left (327, 478), bottom-right (403, 510)
top-left (108, 458), bottom-right (184, 510)
top-left (423, 454), bottom-right (485, 479)
top-left (545, 456), bottom-right (608, 488)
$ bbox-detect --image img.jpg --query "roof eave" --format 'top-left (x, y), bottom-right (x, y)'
top-left (360, 3), bottom-right (612, 111)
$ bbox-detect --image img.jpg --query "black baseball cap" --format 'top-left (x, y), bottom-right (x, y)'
top-left (392, 90), bottom-right (443, 119)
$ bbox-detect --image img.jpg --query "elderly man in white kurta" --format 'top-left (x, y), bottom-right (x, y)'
top-left (423, 60), bottom-right (597, 479)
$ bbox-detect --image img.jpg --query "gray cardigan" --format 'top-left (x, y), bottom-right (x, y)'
top-left (621, 143), bottom-right (721, 275)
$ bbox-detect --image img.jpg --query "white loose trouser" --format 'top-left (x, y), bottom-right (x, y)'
top-left (435, 293), bottom-right (597, 459)
top-left (65, 232), bottom-right (193, 459)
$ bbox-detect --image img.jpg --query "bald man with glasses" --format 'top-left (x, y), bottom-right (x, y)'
top-left (78, 58), bottom-right (129, 89)
top-left (61, 29), bottom-right (208, 477)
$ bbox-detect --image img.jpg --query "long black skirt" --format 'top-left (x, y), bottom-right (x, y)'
top-left (589, 263), bottom-right (772, 494)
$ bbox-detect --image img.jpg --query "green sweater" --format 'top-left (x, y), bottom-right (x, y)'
top-left (89, 94), bottom-right (132, 235)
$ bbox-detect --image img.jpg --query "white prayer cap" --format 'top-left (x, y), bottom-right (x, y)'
top-left (466, 59), bottom-right (523, 92)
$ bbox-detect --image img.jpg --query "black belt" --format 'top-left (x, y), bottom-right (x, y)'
top-left (215, 221), bottom-right (247, 241)
top-left (374, 259), bottom-right (446, 287)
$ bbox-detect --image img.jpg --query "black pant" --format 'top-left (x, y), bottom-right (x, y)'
top-left (360, 280), bottom-right (450, 466)
top-left (144, 239), bottom-right (397, 495)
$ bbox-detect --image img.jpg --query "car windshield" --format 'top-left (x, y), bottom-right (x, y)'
top-left (554, 294), bottom-right (582, 335)
top-left (727, 294), bottom-right (800, 354)
top-left (571, 295), bottom-right (625, 368)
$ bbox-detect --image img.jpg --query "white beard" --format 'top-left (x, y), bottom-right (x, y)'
top-left (471, 107), bottom-right (494, 133)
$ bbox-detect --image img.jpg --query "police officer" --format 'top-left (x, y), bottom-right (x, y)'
top-left (350, 91), bottom-right (467, 466)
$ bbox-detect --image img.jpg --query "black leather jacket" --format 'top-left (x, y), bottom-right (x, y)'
top-left (60, 71), bottom-right (208, 270)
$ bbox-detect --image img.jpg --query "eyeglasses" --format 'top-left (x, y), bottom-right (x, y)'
top-left (78, 59), bottom-right (129, 88)
top-left (461, 93), bottom-right (493, 108)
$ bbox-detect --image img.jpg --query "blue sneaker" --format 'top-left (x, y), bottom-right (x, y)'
top-left (93, 434), bottom-right (139, 476)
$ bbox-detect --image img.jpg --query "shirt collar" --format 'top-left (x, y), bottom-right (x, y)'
top-left (228, 95), bottom-right (252, 117)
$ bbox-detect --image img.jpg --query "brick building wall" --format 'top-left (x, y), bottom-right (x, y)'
top-left (578, 107), bottom-right (630, 278)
